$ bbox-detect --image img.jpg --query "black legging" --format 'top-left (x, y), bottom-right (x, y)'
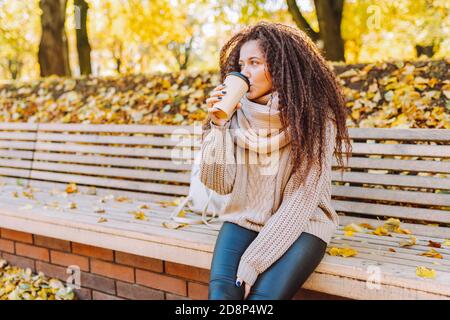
top-left (208, 221), bottom-right (328, 300)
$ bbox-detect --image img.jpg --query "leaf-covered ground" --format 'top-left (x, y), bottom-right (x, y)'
top-left (0, 259), bottom-right (76, 300)
top-left (0, 59), bottom-right (448, 128)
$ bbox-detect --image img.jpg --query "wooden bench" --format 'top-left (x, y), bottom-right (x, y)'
top-left (0, 122), bottom-right (449, 300)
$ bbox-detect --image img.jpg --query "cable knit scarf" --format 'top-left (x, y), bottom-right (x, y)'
top-left (229, 91), bottom-right (291, 155)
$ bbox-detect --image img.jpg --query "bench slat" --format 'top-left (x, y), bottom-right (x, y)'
top-left (32, 161), bottom-right (191, 183)
top-left (0, 123), bottom-right (39, 130)
top-left (0, 141), bottom-right (36, 150)
top-left (338, 215), bottom-right (450, 239)
top-left (36, 132), bottom-right (201, 148)
top-left (0, 167), bottom-right (31, 179)
top-left (332, 185), bottom-right (450, 207)
top-left (37, 123), bottom-right (200, 135)
top-left (29, 170), bottom-right (190, 196)
top-left (333, 200), bottom-right (450, 224)
top-left (0, 158), bottom-right (33, 170)
top-left (0, 132), bottom-right (38, 141)
top-left (34, 142), bottom-right (192, 159)
top-left (350, 142), bottom-right (450, 158)
top-left (332, 171), bottom-right (450, 190)
top-left (348, 128), bottom-right (450, 141)
top-left (0, 149), bottom-right (34, 160)
top-left (0, 177), bottom-right (178, 203)
top-left (338, 157), bottom-right (450, 174)
top-left (334, 227), bottom-right (450, 252)
top-left (33, 152), bottom-right (192, 171)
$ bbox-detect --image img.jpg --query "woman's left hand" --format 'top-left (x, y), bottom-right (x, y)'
top-left (236, 277), bottom-right (251, 299)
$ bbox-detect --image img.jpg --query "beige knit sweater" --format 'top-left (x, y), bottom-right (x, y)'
top-left (200, 97), bottom-right (339, 287)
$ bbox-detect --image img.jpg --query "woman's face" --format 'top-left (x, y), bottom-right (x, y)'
top-left (238, 40), bottom-right (273, 104)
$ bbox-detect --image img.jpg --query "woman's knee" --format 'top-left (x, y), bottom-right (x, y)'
top-left (208, 279), bottom-right (243, 300)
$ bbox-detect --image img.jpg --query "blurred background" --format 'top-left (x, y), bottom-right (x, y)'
top-left (0, 0), bottom-right (448, 128)
top-left (0, 0), bottom-right (448, 80)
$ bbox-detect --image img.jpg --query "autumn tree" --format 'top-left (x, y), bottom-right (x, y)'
top-left (38, 0), bottom-right (71, 76)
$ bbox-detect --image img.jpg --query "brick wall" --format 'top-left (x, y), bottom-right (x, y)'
top-left (0, 227), bottom-right (347, 300)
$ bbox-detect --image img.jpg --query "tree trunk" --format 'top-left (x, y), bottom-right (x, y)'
top-left (38, 0), bottom-right (71, 77)
top-left (286, 0), bottom-right (319, 42)
top-left (74, 0), bottom-right (92, 75)
top-left (314, 0), bottom-right (345, 62)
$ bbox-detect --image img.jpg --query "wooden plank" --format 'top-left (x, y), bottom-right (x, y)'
top-left (334, 225), bottom-right (450, 248)
top-left (338, 215), bottom-right (450, 239)
top-left (333, 199), bottom-right (450, 223)
top-left (0, 149), bottom-right (34, 160)
top-left (336, 157), bottom-right (450, 174)
top-left (34, 142), bottom-right (194, 160)
top-left (0, 122), bottom-right (39, 131)
top-left (0, 192), bottom-right (219, 238)
top-left (0, 158), bottom-right (33, 170)
top-left (0, 132), bottom-right (37, 141)
top-left (0, 178), bottom-right (179, 203)
top-left (350, 142), bottom-right (450, 157)
top-left (37, 123), bottom-right (201, 135)
top-left (347, 128), bottom-right (450, 142)
top-left (0, 167), bottom-right (31, 178)
top-left (332, 171), bottom-right (450, 189)
top-left (33, 152), bottom-right (193, 171)
top-left (329, 241), bottom-right (450, 270)
top-left (332, 185), bottom-right (450, 207)
top-left (31, 161), bottom-right (191, 183)
top-left (315, 255), bottom-right (450, 296)
top-left (29, 170), bottom-right (190, 196)
top-left (0, 140), bottom-right (36, 150)
top-left (303, 269), bottom-right (449, 300)
top-left (36, 132), bottom-right (201, 148)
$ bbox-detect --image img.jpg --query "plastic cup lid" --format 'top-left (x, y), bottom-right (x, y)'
top-left (226, 71), bottom-right (250, 88)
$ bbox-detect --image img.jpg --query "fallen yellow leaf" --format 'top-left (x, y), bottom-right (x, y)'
top-left (399, 236), bottom-right (416, 247)
top-left (372, 226), bottom-right (391, 236)
top-left (419, 248), bottom-right (443, 259)
top-left (97, 217), bottom-right (108, 223)
top-left (416, 266), bottom-right (436, 279)
top-left (66, 183), bottom-right (78, 194)
top-left (326, 247), bottom-right (358, 257)
top-left (162, 221), bottom-right (188, 229)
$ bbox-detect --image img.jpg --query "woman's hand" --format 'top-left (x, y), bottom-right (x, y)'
top-left (205, 83), bottom-right (242, 126)
top-left (236, 277), bottom-right (251, 299)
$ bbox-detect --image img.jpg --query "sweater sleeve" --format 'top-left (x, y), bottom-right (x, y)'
top-left (236, 123), bottom-right (336, 286)
top-left (199, 119), bottom-right (237, 195)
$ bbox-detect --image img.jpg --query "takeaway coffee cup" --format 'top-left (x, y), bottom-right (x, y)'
top-left (211, 71), bottom-right (250, 120)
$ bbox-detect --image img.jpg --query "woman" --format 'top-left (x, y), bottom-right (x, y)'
top-left (200, 21), bottom-right (351, 300)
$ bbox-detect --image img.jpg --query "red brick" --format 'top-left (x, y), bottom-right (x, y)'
top-left (2, 253), bottom-right (35, 271)
top-left (50, 251), bottom-right (89, 271)
top-left (165, 261), bottom-right (210, 283)
top-left (0, 239), bottom-right (15, 253)
top-left (165, 292), bottom-right (190, 300)
top-left (34, 235), bottom-right (71, 252)
top-left (115, 251), bottom-right (163, 272)
top-left (36, 261), bottom-right (69, 281)
top-left (16, 243), bottom-right (49, 261)
top-left (93, 291), bottom-right (124, 300)
top-left (116, 281), bottom-right (164, 300)
top-left (35, 261), bottom-right (93, 299)
top-left (1, 228), bottom-right (32, 243)
top-left (136, 269), bottom-right (187, 296)
top-left (188, 282), bottom-right (208, 300)
top-left (91, 259), bottom-right (134, 283)
top-left (80, 272), bottom-right (116, 295)
top-left (74, 287), bottom-right (92, 300)
top-left (72, 243), bottom-right (113, 261)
